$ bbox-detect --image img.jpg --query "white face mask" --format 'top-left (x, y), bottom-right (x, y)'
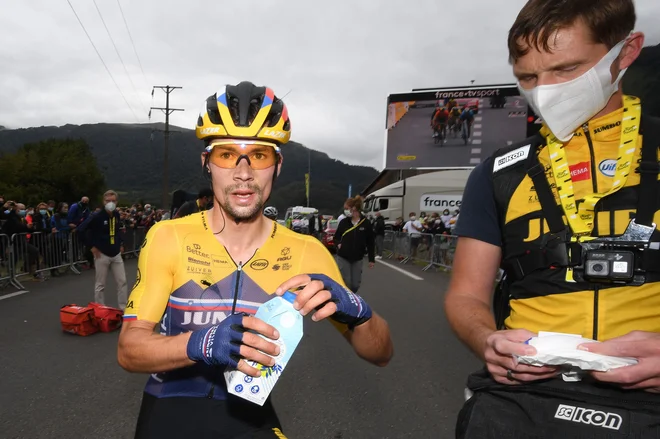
top-left (410, 216), bottom-right (416, 221)
top-left (518, 38), bottom-right (629, 142)
top-left (105, 202), bottom-right (116, 212)
top-left (344, 209), bottom-right (352, 217)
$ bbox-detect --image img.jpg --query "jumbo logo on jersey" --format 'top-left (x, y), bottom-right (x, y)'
top-left (569, 161), bottom-right (591, 182)
top-left (599, 160), bottom-right (617, 177)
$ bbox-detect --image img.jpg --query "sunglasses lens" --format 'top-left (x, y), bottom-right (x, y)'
top-left (208, 143), bottom-right (279, 170)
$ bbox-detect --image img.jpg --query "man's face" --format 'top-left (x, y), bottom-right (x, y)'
top-left (202, 140), bottom-right (280, 221)
top-left (104, 194), bottom-right (117, 206)
top-left (81, 197), bottom-right (89, 205)
top-left (513, 20), bottom-right (616, 90)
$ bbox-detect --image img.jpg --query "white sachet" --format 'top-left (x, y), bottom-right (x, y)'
top-left (515, 332), bottom-right (638, 381)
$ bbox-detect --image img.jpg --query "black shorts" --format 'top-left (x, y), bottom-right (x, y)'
top-left (134, 392), bottom-right (287, 439)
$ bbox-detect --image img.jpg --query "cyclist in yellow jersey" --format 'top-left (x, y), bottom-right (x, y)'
top-left (445, 0), bottom-right (660, 437)
top-left (117, 81), bottom-right (393, 439)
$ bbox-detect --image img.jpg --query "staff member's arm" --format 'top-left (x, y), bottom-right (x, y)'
top-left (444, 161), bottom-right (557, 384)
top-left (117, 222), bottom-right (281, 377)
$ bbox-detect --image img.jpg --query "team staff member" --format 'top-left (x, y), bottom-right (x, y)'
top-left (78, 190), bottom-right (128, 310)
top-left (173, 187), bottom-right (214, 219)
top-left (445, 0), bottom-right (660, 436)
top-left (117, 81), bottom-right (393, 439)
top-left (334, 196), bottom-right (375, 293)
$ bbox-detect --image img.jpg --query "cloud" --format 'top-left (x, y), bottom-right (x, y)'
top-left (1, 0), bottom-right (658, 169)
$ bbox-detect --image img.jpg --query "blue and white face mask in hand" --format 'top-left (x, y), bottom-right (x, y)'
top-left (518, 37), bottom-right (630, 142)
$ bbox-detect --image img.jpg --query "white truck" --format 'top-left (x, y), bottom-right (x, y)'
top-left (362, 170), bottom-right (472, 226)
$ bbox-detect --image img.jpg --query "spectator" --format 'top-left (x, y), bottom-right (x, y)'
top-left (403, 212), bottom-right (423, 259)
top-left (46, 200), bottom-right (56, 219)
top-left (67, 196), bottom-right (90, 227)
top-left (51, 202), bottom-right (72, 268)
top-left (174, 188), bottom-right (213, 219)
top-left (1, 201), bottom-right (43, 281)
top-left (333, 195), bottom-right (375, 292)
top-left (78, 190), bottom-right (127, 310)
top-left (373, 212), bottom-right (386, 259)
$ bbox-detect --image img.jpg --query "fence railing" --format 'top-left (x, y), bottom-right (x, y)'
top-left (380, 231), bottom-right (504, 281)
top-left (0, 227), bottom-right (146, 291)
top-left (382, 231), bottom-right (458, 272)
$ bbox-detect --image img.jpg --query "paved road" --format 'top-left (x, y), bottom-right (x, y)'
top-left (386, 98), bottom-right (529, 169)
top-left (0, 258), bottom-right (481, 439)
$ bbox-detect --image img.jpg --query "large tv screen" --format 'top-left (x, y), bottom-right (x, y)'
top-left (384, 84), bottom-right (537, 169)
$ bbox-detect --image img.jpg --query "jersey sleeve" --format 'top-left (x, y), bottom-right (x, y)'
top-left (454, 159), bottom-right (502, 247)
top-left (123, 221), bottom-right (180, 322)
top-left (299, 238), bottom-right (351, 334)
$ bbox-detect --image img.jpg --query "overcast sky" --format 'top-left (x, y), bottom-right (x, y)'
top-left (1, 0), bottom-right (659, 169)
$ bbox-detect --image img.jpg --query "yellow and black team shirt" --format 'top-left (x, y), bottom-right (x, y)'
top-left (455, 106), bottom-right (660, 341)
top-left (124, 211), bottom-right (348, 400)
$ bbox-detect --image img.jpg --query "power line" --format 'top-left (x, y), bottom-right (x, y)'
top-left (65, 0), bottom-right (139, 122)
top-left (92, 0), bottom-right (147, 115)
top-left (116, 0), bottom-right (149, 87)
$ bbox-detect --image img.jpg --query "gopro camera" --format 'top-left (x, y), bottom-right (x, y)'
top-left (572, 220), bottom-right (656, 286)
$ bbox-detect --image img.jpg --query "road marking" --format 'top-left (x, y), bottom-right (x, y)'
top-left (475, 116), bottom-right (483, 122)
top-left (376, 260), bottom-right (423, 280)
top-left (472, 139), bottom-right (482, 145)
top-left (473, 131), bottom-right (482, 137)
top-left (474, 124), bottom-right (482, 129)
top-left (0, 290), bottom-right (29, 301)
top-left (471, 148), bottom-right (482, 154)
top-left (470, 158), bottom-right (481, 164)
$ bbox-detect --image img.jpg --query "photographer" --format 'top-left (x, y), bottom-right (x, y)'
top-left (445, 0), bottom-right (660, 437)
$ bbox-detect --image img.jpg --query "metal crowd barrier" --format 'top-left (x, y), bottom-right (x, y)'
top-left (0, 227), bottom-right (146, 291)
top-left (381, 231), bottom-right (504, 282)
top-left (382, 231), bottom-right (459, 272)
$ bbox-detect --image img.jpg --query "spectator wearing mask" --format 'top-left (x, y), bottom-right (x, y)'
top-left (334, 195), bottom-right (375, 292)
top-left (1, 202), bottom-right (42, 281)
top-left (440, 209), bottom-right (453, 230)
top-left (78, 190), bottom-right (127, 310)
top-left (51, 202), bottom-right (73, 268)
top-left (31, 202), bottom-right (57, 276)
top-left (67, 196), bottom-right (90, 227)
top-left (46, 200), bottom-right (56, 219)
top-left (174, 188), bottom-right (213, 219)
top-left (403, 212), bottom-right (423, 259)
top-left (373, 212), bottom-right (386, 259)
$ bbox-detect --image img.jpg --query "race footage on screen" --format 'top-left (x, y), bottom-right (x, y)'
top-left (385, 85), bottom-right (536, 169)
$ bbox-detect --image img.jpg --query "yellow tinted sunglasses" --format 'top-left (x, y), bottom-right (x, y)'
top-left (205, 140), bottom-right (281, 170)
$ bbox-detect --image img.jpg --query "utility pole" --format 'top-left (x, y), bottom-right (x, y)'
top-left (307, 149), bottom-right (311, 207)
top-left (150, 86), bottom-right (183, 210)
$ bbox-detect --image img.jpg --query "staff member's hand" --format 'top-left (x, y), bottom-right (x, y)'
top-left (91, 247), bottom-right (101, 259)
top-left (275, 274), bottom-right (372, 329)
top-left (483, 329), bottom-right (559, 385)
top-left (579, 331), bottom-right (660, 393)
top-left (368, 262), bottom-right (375, 269)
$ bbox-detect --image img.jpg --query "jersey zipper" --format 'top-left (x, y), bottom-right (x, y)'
top-left (582, 123), bottom-right (598, 193)
top-left (592, 287), bottom-right (600, 340)
top-left (231, 262), bottom-right (243, 314)
top-left (583, 123), bottom-right (601, 340)
top-left (208, 262), bottom-right (244, 399)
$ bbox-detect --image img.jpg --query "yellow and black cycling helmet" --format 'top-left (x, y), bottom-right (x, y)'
top-left (196, 81), bottom-right (291, 145)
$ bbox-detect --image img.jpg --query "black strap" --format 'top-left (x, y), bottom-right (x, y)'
top-left (636, 114), bottom-right (660, 227)
top-left (525, 145), bottom-right (567, 235)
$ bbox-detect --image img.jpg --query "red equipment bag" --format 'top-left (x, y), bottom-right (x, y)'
top-left (88, 302), bottom-right (123, 332)
top-left (60, 304), bottom-right (99, 336)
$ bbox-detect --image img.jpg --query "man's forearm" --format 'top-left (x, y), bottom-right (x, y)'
top-left (118, 327), bottom-right (195, 373)
top-left (445, 294), bottom-right (496, 361)
top-left (345, 313), bottom-right (393, 367)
